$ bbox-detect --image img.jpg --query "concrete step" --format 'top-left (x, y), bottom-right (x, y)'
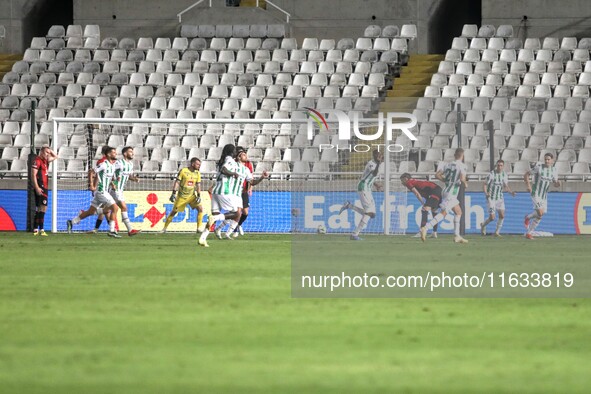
top-left (400, 65), bottom-right (439, 74)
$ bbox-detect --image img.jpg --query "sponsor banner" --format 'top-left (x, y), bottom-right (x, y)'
top-left (0, 190), bottom-right (590, 234)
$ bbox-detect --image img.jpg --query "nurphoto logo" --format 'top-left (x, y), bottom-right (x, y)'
top-left (302, 108), bottom-right (418, 153)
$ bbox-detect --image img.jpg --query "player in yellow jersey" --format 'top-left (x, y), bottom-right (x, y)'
top-left (161, 158), bottom-right (205, 233)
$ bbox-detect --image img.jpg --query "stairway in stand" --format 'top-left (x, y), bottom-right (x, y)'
top-left (379, 54), bottom-right (444, 114)
top-left (0, 54), bottom-right (22, 80)
top-left (240, 0), bottom-right (266, 8)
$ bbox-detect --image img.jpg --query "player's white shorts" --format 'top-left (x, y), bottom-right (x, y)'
top-left (234, 194), bottom-right (243, 209)
top-left (91, 191), bottom-right (116, 209)
top-left (358, 191), bottom-right (376, 214)
top-left (211, 194), bottom-right (239, 213)
top-left (487, 198), bottom-right (505, 214)
top-left (109, 190), bottom-right (125, 204)
top-left (439, 193), bottom-right (459, 211)
top-left (531, 196), bottom-right (548, 212)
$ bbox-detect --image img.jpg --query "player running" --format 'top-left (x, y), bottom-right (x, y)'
top-left (339, 150), bottom-right (384, 240)
top-left (109, 146), bottom-right (141, 236)
top-left (523, 152), bottom-right (560, 239)
top-left (161, 157), bottom-right (204, 233)
top-left (216, 146), bottom-right (268, 239)
top-left (67, 146), bottom-right (120, 237)
top-left (419, 148), bottom-right (468, 244)
top-left (31, 146), bottom-right (58, 236)
top-left (480, 159), bottom-right (516, 236)
top-left (400, 173), bottom-right (440, 238)
top-left (198, 144), bottom-right (242, 247)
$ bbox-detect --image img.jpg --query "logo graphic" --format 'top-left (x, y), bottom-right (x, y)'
top-left (301, 109), bottom-right (417, 153)
top-left (575, 192), bottom-right (591, 234)
top-left (303, 107), bottom-right (329, 131)
top-left (143, 193), bottom-right (166, 227)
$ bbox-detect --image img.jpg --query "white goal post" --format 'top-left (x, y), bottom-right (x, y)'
top-left (50, 116), bottom-right (411, 234)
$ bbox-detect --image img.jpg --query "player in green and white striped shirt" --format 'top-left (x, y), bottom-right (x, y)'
top-left (199, 144), bottom-right (241, 247)
top-left (420, 148), bottom-right (468, 243)
top-left (338, 150), bottom-right (384, 240)
top-left (67, 146), bottom-right (120, 237)
top-left (480, 160), bottom-right (515, 236)
top-left (215, 146), bottom-right (268, 239)
top-left (523, 152), bottom-right (560, 239)
top-left (110, 147), bottom-right (141, 236)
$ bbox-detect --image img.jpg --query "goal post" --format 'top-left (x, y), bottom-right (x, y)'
top-left (50, 116), bottom-right (411, 234)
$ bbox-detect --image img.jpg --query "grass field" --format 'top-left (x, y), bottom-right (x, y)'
top-left (1, 232), bottom-right (590, 393)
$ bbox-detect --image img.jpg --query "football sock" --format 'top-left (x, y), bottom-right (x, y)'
top-left (528, 218), bottom-right (541, 233)
top-left (38, 211), bottom-right (45, 230)
top-left (163, 213), bottom-right (174, 229)
top-left (496, 218), bottom-right (504, 233)
top-left (353, 215), bottom-right (370, 236)
top-left (200, 229), bottom-right (209, 241)
top-left (227, 220), bottom-right (239, 235)
top-left (197, 211), bottom-right (205, 229)
top-left (420, 210), bottom-right (428, 227)
top-left (72, 216), bottom-right (81, 225)
top-left (482, 217), bottom-right (493, 227)
top-left (238, 213), bottom-right (248, 226)
top-left (350, 205), bottom-right (365, 215)
top-left (454, 215), bottom-right (461, 237)
top-left (212, 213), bottom-right (226, 222)
top-left (95, 218), bottom-right (103, 230)
top-left (426, 213), bottom-right (445, 230)
top-left (121, 211), bottom-right (132, 232)
top-left (34, 211), bottom-right (40, 230)
top-left (109, 220), bottom-right (116, 232)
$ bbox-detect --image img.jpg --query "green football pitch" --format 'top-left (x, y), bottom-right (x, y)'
top-left (1, 233), bottom-right (590, 393)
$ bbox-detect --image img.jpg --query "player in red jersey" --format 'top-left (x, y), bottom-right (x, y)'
top-left (400, 173), bottom-right (441, 238)
top-left (31, 146), bottom-right (58, 236)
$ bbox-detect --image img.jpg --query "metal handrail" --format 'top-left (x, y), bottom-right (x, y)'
top-left (177, 0), bottom-right (212, 23)
top-left (259, 0), bottom-right (291, 23)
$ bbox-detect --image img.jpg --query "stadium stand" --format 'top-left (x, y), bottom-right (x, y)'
top-left (413, 24), bottom-right (591, 178)
top-left (0, 24), bottom-right (417, 177)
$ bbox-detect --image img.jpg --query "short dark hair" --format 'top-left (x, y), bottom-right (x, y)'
top-left (122, 146), bottom-right (133, 155)
top-left (496, 159), bottom-right (504, 165)
top-left (544, 152), bottom-right (554, 159)
top-left (400, 172), bottom-right (411, 181)
top-left (101, 146), bottom-right (111, 155)
top-left (190, 157), bottom-right (201, 164)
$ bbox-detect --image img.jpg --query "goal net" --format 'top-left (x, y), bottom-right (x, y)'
top-left (50, 116), bottom-right (410, 234)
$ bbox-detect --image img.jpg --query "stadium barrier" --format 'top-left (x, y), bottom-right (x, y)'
top-left (2, 189), bottom-right (590, 234)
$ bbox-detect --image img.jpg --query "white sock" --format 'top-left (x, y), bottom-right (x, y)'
top-left (72, 216), bottom-right (81, 225)
top-left (454, 215), bottom-right (461, 237)
top-left (529, 218), bottom-right (541, 233)
top-left (200, 229), bottom-right (209, 241)
top-left (426, 213), bottom-right (445, 230)
top-left (350, 205), bottom-right (365, 215)
top-left (109, 220), bottom-right (115, 232)
top-left (226, 220), bottom-right (239, 235)
top-left (495, 218), bottom-right (504, 233)
top-left (121, 211), bottom-right (132, 232)
top-left (353, 215), bottom-right (370, 236)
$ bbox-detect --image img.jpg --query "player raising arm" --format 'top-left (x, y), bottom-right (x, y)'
top-left (480, 159), bottom-right (515, 236)
top-left (31, 146), bottom-right (58, 236)
top-left (110, 146), bottom-right (141, 236)
top-left (67, 146), bottom-right (120, 237)
top-left (523, 152), bottom-right (560, 239)
top-left (161, 157), bottom-right (204, 233)
top-left (420, 148), bottom-right (468, 244)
